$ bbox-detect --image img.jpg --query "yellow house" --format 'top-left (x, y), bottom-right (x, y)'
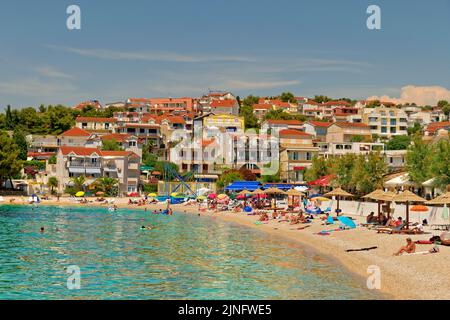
top-left (326, 122), bottom-right (372, 143)
top-left (203, 114), bottom-right (244, 133)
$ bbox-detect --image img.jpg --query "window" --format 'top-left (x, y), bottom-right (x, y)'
top-left (391, 127), bottom-right (397, 134)
top-left (390, 119), bottom-right (397, 126)
top-left (381, 127), bottom-right (387, 133)
top-left (306, 152), bottom-right (312, 160)
top-left (140, 129), bottom-right (145, 134)
top-left (381, 118), bottom-right (387, 125)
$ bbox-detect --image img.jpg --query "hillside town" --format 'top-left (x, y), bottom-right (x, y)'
top-left (0, 91), bottom-right (449, 199)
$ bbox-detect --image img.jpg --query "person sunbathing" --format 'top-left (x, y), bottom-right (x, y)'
top-left (394, 238), bottom-right (416, 256)
top-left (366, 212), bottom-right (377, 223)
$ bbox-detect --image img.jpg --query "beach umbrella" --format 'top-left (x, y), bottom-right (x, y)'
top-left (196, 195), bottom-right (206, 200)
top-left (337, 216), bottom-right (357, 229)
top-left (252, 194), bottom-right (267, 199)
top-left (236, 194), bottom-right (246, 200)
top-left (208, 193), bottom-right (217, 199)
top-left (426, 192), bottom-right (450, 205)
top-left (238, 189), bottom-right (252, 196)
top-left (263, 187), bottom-right (286, 195)
top-left (310, 196), bottom-right (330, 202)
top-left (363, 189), bottom-right (386, 215)
top-left (394, 190), bottom-right (426, 229)
top-left (411, 204), bottom-right (429, 222)
top-left (410, 205), bottom-right (429, 212)
top-left (324, 187), bottom-right (353, 211)
top-left (217, 194), bottom-right (228, 200)
top-left (251, 188), bottom-right (266, 195)
top-left (285, 188), bottom-right (304, 196)
top-left (75, 191), bottom-right (85, 197)
top-left (148, 193), bottom-right (157, 197)
top-left (96, 191), bottom-right (105, 196)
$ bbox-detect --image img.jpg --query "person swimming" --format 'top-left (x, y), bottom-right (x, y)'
top-left (40, 227), bottom-right (45, 233)
top-left (141, 225), bottom-right (153, 230)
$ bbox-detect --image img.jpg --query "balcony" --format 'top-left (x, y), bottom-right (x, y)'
top-left (128, 163), bottom-right (139, 170)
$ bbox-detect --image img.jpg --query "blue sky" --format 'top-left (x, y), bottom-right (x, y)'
top-left (0, 0), bottom-right (449, 109)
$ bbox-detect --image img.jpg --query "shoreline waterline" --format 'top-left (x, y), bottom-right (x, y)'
top-left (1, 199), bottom-right (449, 299)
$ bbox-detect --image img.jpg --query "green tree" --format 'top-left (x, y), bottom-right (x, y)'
top-left (280, 92), bottom-right (295, 103)
top-left (71, 176), bottom-right (86, 192)
top-left (239, 104), bottom-right (259, 129)
top-left (430, 140), bottom-right (450, 190)
top-left (331, 154), bottom-right (357, 190)
top-left (47, 177), bottom-right (59, 194)
top-left (304, 156), bottom-right (330, 182)
top-left (102, 139), bottom-right (124, 151)
top-left (48, 155), bottom-right (57, 164)
top-left (12, 129), bottom-right (28, 160)
top-left (407, 122), bottom-right (422, 136)
top-left (351, 153), bottom-right (387, 195)
top-left (406, 135), bottom-right (433, 185)
top-left (242, 95), bottom-right (259, 106)
top-left (437, 100), bottom-right (449, 109)
top-left (0, 132), bottom-right (23, 188)
top-left (5, 105), bottom-right (14, 130)
top-left (264, 109), bottom-right (293, 121)
top-left (94, 177), bottom-right (119, 196)
top-left (216, 170), bottom-right (244, 191)
top-left (350, 135), bottom-right (364, 142)
top-left (313, 95), bottom-right (331, 103)
top-left (386, 135), bottom-right (411, 150)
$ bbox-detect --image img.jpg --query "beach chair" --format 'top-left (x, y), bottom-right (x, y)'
top-left (376, 222), bottom-right (406, 234)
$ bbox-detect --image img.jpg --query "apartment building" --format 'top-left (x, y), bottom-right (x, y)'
top-left (260, 119), bottom-right (304, 134)
top-left (326, 122), bottom-right (372, 143)
top-left (362, 106), bottom-right (408, 138)
top-left (303, 121), bottom-right (333, 142)
top-left (252, 104), bottom-right (273, 120)
top-left (278, 129), bottom-right (319, 182)
top-left (316, 142), bottom-right (384, 158)
top-left (209, 99), bottom-right (240, 115)
top-left (55, 146), bottom-right (141, 195)
top-left (75, 117), bottom-right (117, 133)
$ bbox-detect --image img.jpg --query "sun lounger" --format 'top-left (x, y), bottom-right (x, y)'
top-left (376, 222), bottom-right (406, 234)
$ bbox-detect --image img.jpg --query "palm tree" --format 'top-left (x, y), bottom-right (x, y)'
top-left (47, 177), bottom-right (58, 194)
top-left (95, 177), bottom-right (118, 196)
top-left (71, 176), bottom-right (86, 192)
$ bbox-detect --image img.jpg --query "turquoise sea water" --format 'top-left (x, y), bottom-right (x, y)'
top-left (0, 205), bottom-right (383, 300)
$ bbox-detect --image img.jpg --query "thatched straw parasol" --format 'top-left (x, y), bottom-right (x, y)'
top-left (285, 188), bottom-right (304, 196)
top-left (394, 190), bottom-right (426, 229)
top-left (238, 189), bottom-right (252, 196)
top-left (363, 189), bottom-right (386, 215)
top-left (426, 192), bottom-right (450, 205)
top-left (263, 187), bottom-right (287, 195)
top-left (324, 187), bottom-right (353, 211)
top-left (251, 188), bottom-right (266, 195)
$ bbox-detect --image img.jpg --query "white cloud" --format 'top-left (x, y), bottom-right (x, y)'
top-left (47, 45), bottom-right (254, 63)
top-left (224, 79), bottom-right (301, 90)
top-left (367, 85), bottom-right (450, 105)
top-left (35, 66), bottom-right (72, 79)
top-left (0, 79), bottom-right (76, 97)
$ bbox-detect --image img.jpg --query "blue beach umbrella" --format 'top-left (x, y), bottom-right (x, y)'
top-left (337, 216), bottom-right (356, 229)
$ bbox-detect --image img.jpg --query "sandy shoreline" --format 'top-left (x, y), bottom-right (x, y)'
top-left (1, 196), bottom-right (449, 300)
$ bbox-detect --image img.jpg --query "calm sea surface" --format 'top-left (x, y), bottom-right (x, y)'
top-left (0, 205), bottom-right (383, 299)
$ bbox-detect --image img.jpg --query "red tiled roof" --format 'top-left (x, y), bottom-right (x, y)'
top-left (100, 133), bottom-right (132, 142)
top-left (210, 99), bottom-right (237, 108)
top-left (266, 119), bottom-right (303, 125)
top-left (60, 146), bottom-right (101, 156)
top-left (323, 100), bottom-right (351, 107)
top-left (252, 104), bottom-right (272, 110)
top-left (61, 127), bottom-right (91, 137)
top-left (76, 117), bottom-right (117, 123)
top-left (307, 121), bottom-right (333, 127)
top-left (279, 129), bottom-right (312, 137)
top-left (161, 116), bottom-right (185, 124)
top-left (426, 121), bottom-right (450, 134)
top-left (60, 146), bottom-right (138, 157)
top-left (334, 122), bottom-right (370, 128)
top-left (73, 100), bottom-right (102, 110)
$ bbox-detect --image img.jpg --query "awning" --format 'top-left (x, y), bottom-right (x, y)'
top-left (293, 166), bottom-right (306, 171)
top-left (384, 173), bottom-right (415, 187)
top-left (263, 183), bottom-right (307, 190)
top-left (308, 175), bottom-right (335, 187)
top-left (225, 181), bottom-right (262, 191)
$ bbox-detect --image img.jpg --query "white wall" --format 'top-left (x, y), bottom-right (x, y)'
top-left (319, 199), bottom-right (449, 224)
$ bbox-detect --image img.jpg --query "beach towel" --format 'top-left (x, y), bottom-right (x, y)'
top-left (401, 247), bottom-right (439, 255)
